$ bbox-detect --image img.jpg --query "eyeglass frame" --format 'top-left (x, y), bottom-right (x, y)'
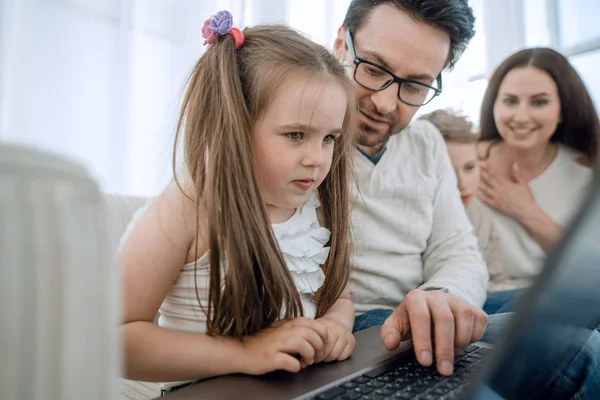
top-left (345, 29), bottom-right (443, 107)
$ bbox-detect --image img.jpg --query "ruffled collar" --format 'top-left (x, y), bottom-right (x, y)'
top-left (272, 192), bottom-right (329, 294)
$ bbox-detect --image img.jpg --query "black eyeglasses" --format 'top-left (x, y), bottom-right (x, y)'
top-left (345, 30), bottom-right (442, 107)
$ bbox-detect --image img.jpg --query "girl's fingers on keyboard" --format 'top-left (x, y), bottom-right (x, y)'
top-left (272, 353), bottom-right (302, 373)
top-left (288, 318), bottom-right (329, 343)
top-left (339, 336), bottom-right (355, 361)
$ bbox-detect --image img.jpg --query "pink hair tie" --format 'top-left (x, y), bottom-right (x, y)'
top-left (201, 10), bottom-right (244, 49)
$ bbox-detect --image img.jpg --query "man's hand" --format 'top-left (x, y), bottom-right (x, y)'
top-left (380, 289), bottom-right (488, 376)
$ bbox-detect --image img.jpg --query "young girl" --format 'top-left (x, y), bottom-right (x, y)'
top-left (119, 11), bottom-right (357, 393)
top-left (420, 109), bottom-right (516, 305)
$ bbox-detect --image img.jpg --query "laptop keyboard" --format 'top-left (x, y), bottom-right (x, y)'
top-left (308, 344), bottom-right (491, 400)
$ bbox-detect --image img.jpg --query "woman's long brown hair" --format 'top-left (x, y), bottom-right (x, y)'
top-left (172, 25), bottom-right (356, 337)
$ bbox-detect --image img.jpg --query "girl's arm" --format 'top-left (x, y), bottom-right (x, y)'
top-left (312, 205), bottom-right (355, 362)
top-left (121, 183), bottom-right (328, 381)
top-left (318, 289), bottom-right (354, 331)
top-left (314, 289), bottom-right (356, 363)
top-left (314, 206), bottom-right (355, 331)
top-left (120, 182), bottom-right (247, 381)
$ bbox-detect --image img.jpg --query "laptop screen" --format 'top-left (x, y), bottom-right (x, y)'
top-left (466, 168), bottom-right (600, 399)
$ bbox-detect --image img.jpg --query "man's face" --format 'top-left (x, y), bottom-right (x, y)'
top-left (334, 4), bottom-right (450, 154)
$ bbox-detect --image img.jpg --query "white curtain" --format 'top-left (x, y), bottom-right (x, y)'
top-left (0, 0), bottom-right (354, 197)
top-left (0, 0), bottom-right (522, 197)
top-left (0, 0), bottom-right (249, 196)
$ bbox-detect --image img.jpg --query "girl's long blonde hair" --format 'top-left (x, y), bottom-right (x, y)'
top-left (173, 25), bottom-right (356, 338)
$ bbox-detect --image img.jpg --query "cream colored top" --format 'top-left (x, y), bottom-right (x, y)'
top-left (349, 120), bottom-right (488, 315)
top-left (156, 191), bottom-right (329, 333)
top-left (121, 191), bottom-right (329, 335)
top-left (486, 144), bottom-right (593, 288)
top-left (465, 199), bottom-right (515, 292)
top-left (120, 191), bottom-right (330, 388)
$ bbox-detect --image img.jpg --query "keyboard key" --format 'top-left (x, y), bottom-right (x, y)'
top-left (365, 365), bottom-right (393, 379)
top-left (408, 383), bottom-right (429, 393)
top-left (317, 386), bottom-right (345, 399)
top-left (430, 386), bottom-right (452, 396)
top-left (403, 373), bottom-right (419, 383)
top-left (393, 391), bottom-right (416, 399)
top-left (399, 386), bottom-right (416, 395)
top-left (354, 385), bottom-right (374, 394)
top-left (342, 382), bottom-right (358, 390)
top-left (342, 391), bottom-right (362, 400)
top-left (366, 380), bottom-right (385, 388)
top-left (360, 394), bottom-right (385, 400)
top-left (448, 377), bottom-right (463, 386)
top-left (465, 344), bottom-right (479, 353)
top-left (444, 387), bottom-right (466, 400)
top-left (468, 352), bottom-right (485, 360)
top-left (352, 377), bottom-right (370, 384)
top-left (384, 382), bottom-right (406, 391)
top-left (393, 376), bottom-right (410, 385)
top-left (375, 387), bottom-right (396, 396)
top-left (474, 348), bottom-right (492, 355)
top-left (440, 381), bottom-right (461, 391)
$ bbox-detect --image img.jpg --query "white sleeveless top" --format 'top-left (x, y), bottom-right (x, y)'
top-left (485, 144), bottom-right (593, 288)
top-left (122, 191), bottom-right (329, 335)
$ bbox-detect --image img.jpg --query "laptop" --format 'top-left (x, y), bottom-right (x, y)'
top-left (163, 166), bottom-right (600, 400)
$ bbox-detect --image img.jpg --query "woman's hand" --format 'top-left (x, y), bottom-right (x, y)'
top-left (314, 316), bottom-right (356, 363)
top-left (478, 161), bottom-right (539, 221)
top-left (240, 317), bottom-right (328, 375)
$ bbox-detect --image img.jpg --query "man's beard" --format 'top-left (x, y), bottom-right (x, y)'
top-left (356, 99), bottom-right (402, 149)
top-left (356, 122), bottom-right (391, 148)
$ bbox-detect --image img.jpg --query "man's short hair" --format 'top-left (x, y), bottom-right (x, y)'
top-left (419, 109), bottom-right (479, 142)
top-left (342, 0), bottom-right (475, 69)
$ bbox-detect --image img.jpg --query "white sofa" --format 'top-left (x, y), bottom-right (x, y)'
top-left (0, 142), bottom-right (162, 400)
top-left (104, 195), bottom-right (164, 400)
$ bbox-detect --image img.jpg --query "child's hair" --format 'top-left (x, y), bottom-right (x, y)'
top-left (420, 109), bottom-right (479, 143)
top-left (172, 24), bottom-right (357, 338)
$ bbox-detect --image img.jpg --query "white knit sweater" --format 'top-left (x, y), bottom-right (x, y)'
top-left (349, 120), bottom-right (489, 314)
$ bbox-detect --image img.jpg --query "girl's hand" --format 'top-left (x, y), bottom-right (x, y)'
top-left (478, 162), bottom-right (538, 221)
top-left (314, 317), bottom-right (355, 363)
top-left (240, 318), bottom-right (328, 375)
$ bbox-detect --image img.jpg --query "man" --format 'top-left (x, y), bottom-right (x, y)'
top-left (333, 0), bottom-right (488, 377)
top-left (333, 2), bottom-right (600, 397)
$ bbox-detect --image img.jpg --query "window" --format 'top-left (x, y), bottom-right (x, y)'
top-left (288, 0), bottom-right (327, 45)
top-left (557, 0), bottom-right (600, 48)
top-left (416, 0), bottom-right (487, 125)
top-left (523, 0), bottom-right (600, 112)
top-left (524, 0), bottom-right (551, 47)
top-left (458, 0), bottom-right (487, 78)
top-left (570, 49), bottom-right (600, 109)
top-left (287, 0), bottom-right (351, 47)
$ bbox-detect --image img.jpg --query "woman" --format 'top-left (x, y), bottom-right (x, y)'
top-left (477, 47), bottom-right (599, 291)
